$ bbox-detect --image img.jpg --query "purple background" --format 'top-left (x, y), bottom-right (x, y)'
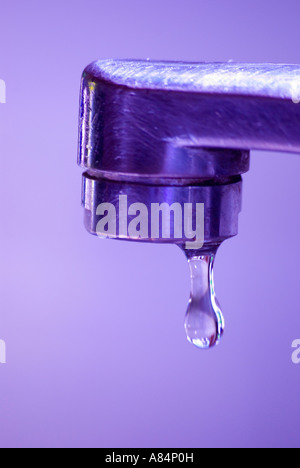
top-left (0, 0), bottom-right (300, 448)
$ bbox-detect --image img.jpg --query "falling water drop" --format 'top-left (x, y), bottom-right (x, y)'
top-left (182, 250), bottom-right (224, 349)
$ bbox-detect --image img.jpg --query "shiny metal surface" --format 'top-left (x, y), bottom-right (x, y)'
top-left (79, 60), bottom-right (300, 179)
top-left (78, 59), bottom-right (300, 247)
top-left (82, 173), bottom-right (242, 247)
top-left (84, 60), bottom-right (300, 97)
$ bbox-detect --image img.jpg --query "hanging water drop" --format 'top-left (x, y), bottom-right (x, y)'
top-left (183, 250), bottom-right (224, 349)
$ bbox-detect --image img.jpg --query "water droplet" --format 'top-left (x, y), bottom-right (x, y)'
top-left (182, 250), bottom-right (224, 349)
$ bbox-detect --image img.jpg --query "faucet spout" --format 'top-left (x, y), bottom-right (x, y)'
top-left (77, 59), bottom-right (300, 348)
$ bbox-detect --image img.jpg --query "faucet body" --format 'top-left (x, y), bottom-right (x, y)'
top-left (78, 60), bottom-right (300, 249)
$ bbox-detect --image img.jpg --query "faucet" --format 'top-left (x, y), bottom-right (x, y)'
top-left (78, 60), bottom-right (300, 349)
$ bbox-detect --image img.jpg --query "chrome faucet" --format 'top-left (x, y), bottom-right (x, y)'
top-left (78, 60), bottom-right (300, 348)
